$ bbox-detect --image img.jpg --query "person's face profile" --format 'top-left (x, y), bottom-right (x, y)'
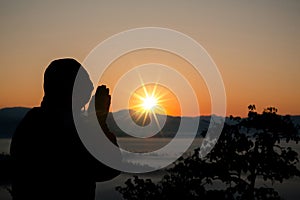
top-left (73, 67), bottom-right (94, 111)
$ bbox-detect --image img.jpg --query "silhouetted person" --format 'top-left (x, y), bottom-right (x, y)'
top-left (10, 58), bottom-right (120, 200)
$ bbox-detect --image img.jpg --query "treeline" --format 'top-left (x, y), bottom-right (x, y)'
top-left (116, 105), bottom-right (300, 200)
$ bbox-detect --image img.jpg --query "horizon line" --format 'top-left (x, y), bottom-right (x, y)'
top-left (1, 106), bottom-right (300, 118)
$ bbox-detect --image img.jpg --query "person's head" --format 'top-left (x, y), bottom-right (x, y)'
top-left (42, 58), bottom-right (93, 112)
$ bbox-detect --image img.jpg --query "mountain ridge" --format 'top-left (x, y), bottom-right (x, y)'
top-left (1, 107), bottom-right (299, 138)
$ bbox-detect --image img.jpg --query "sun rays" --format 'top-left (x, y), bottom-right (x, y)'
top-left (129, 83), bottom-right (169, 128)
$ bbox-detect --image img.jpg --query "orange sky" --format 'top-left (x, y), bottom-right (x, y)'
top-left (98, 49), bottom-right (211, 116)
top-left (0, 1), bottom-right (299, 117)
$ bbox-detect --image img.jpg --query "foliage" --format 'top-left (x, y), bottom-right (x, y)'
top-left (116, 106), bottom-right (300, 200)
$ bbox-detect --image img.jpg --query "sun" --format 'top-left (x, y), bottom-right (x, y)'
top-left (129, 83), bottom-right (166, 127)
top-left (142, 96), bottom-right (157, 110)
top-left (129, 83), bottom-right (181, 127)
top-left (130, 84), bottom-right (164, 115)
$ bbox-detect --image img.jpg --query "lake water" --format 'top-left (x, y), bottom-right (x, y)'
top-left (1, 138), bottom-right (300, 200)
top-left (0, 139), bottom-right (10, 154)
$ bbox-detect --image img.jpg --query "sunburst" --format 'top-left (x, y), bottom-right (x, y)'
top-left (142, 96), bottom-right (157, 110)
top-left (129, 83), bottom-right (167, 127)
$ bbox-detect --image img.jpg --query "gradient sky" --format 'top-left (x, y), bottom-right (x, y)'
top-left (0, 0), bottom-right (299, 117)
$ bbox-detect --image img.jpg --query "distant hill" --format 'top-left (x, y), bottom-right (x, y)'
top-left (0, 107), bottom-right (299, 139)
top-left (106, 109), bottom-right (212, 138)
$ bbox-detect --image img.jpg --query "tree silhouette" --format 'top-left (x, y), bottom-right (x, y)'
top-left (116, 105), bottom-right (300, 199)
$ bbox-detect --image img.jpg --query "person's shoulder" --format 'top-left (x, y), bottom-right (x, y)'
top-left (11, 107), bottom-right (44, 141)
top-left (23, 107), bottom-right (44, 120)
top-left (27, 107), bottom-right (42, 114)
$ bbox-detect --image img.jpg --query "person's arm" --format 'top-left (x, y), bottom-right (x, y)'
top-left (93, 85), bottom-right (121, 181)
top-left (95, 86), bottom-right (117, 144)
